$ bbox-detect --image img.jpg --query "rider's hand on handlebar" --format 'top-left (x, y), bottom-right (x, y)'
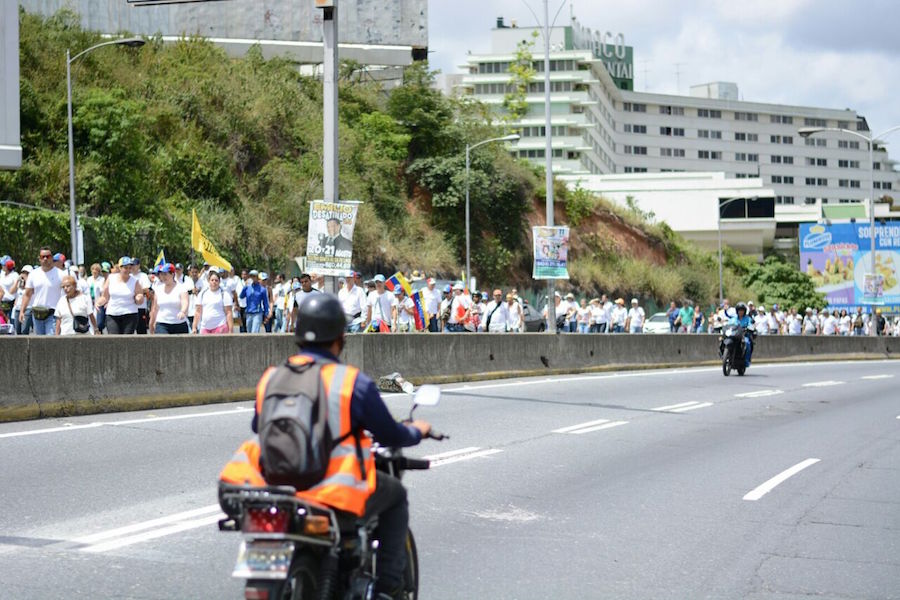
top-left (410, 420), bottom-right (431, 438)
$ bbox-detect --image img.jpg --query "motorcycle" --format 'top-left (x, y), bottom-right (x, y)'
top-left (219, 385), bottom-right (446, 600)
top-left (719, 323), bottom-right (755, 376)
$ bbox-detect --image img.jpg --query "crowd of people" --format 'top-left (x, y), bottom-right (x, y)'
top-left (2, 248), bottom-right (899, 337)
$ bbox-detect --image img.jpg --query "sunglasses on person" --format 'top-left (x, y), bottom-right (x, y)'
top-left (39, 253), bottom-right (52, 259)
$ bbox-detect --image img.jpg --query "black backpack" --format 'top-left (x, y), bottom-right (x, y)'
top-left (257, 359), bottom-right (333, 491)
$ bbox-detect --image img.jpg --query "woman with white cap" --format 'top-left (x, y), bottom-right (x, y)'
top-left (97, 257), bottom-right (144, 334)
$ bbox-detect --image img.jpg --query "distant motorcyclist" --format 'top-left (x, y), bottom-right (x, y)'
top-left (728, 302), bottom-right (754, 368)
top-left (220, 294), bottom-right (431, 600)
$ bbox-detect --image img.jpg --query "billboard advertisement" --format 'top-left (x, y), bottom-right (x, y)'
top-left (799, 221), bottom-right (900, 313)
top-left (305, 200), bottom-right (359, 276)
top-left (532, 226), bottom-right (570, 279)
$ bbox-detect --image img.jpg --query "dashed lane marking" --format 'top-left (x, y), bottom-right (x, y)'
top-left (652, 401), bottom-right (713, 413)
top-left (552, 419), bottom-right (628, 434)
top-left (802, 380), bottom-right (846, 388)
top-left (743, 458), bottom-right (821, 501)
top-left (734, 390), bottom-right (784, 398)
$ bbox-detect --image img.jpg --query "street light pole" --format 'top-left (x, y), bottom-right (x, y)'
top-left (465, 134), bottom-right (520, 289)
top-left (799, 125), bottom-right (900, 335)
top-left (66, 37), bottom-right (145, 265)
top-left (717, 196), bottom-right (752, 306)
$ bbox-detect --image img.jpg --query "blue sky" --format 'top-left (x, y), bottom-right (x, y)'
top-left (429, 0), bottom-right (900, 140)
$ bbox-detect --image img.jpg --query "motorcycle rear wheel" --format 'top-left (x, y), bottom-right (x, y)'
top-left (403, 530), bottom-right (419, 600)
top-left (245, 553), bottom-right (319, 600)
top-left (722, 357), bottom-right (731, 376)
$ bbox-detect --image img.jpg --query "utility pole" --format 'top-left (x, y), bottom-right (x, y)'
top-left (318, 0), bottom-right (339, 293)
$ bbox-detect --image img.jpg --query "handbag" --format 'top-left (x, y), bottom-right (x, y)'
top-left (66, 296), bottom-right (90, 334)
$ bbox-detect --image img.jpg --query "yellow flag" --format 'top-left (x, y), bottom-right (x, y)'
top-left (191, 209), bottom-right (233, 271)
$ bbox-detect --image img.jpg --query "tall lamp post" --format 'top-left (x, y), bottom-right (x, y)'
top-left (465, 133), bottom-right (520, 289)
top-left (717, 196), bottom-right (754, 306)
top-left (799, 124), bottom-right (900, 335)
top-left (67, 37), bottom-right (145, 264)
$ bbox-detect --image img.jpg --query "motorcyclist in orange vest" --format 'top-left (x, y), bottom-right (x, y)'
top-left (220, 293), bottom-right (431, 599)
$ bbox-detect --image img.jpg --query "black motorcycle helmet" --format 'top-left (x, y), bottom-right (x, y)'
top-left (295, 293), bottom-right (346, 346)
top-left (735, 302), bottom-right (748, 315)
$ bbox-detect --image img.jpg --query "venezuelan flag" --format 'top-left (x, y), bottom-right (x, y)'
top-left (385, 272), bottom-right (412, 295)
top-left (411, 289), bottom-right (430, 331)
top-left (154, 249), bottom-right (166, 270)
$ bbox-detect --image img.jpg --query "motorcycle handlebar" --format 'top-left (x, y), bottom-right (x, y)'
top-left (401, 457), bottom-right (431, 470)
top-left (426, 430), bottom-right (447, 441)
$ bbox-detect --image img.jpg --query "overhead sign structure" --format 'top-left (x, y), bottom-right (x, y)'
top-left (799, 221), bottom-right (900, 312)
top-left (1, 0), bottom-right (22, 170)
top-left (305, 200), bottom-right (359, 276)
top-left (532, 226), bottom-right (570, 280)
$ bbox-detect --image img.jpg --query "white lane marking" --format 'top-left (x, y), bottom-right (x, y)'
top-left (0, 406), bottom-right (251, 439)
top-left (861, 374), bottom-right (894, 380)
top-left (81, 514), bottom-right (223, 553)
top-left (73, 504), bottom-right (222, 545)
top-left (652, 401), bottom-right (701, 412)
top-left (552, 418), bottom-right (611, 434)
top-left (802, 380), bottom-right (845, 388)
top-left (735, 390), bottom-right (784, 398)
top-left (743, 458), bottom-right (821, 501)
top-left (569, 420), bottom-right (628, 434)
top-left (0, 422), bottom-right (104, 439)
top-left (111, 407), bottom-right (252, 426)
top-left (423, 448), bottom-right (503, 467)
top-left (670, 402), bottom-right (713, 413)
top-left (441, 359), bottom-right (899, 395)
top-left (421, 447), bottom-right (483, 461)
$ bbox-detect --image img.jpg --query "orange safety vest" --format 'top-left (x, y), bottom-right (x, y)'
top-left (218, 354), bottom-right (376, 516)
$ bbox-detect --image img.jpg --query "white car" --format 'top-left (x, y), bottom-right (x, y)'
top-left (642, 312), bottom-right (671, 334)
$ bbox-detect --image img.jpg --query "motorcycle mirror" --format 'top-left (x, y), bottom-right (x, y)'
top-left (412, 385), bottom-right (440, 407)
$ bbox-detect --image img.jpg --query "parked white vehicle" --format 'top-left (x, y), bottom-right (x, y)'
top-left (642, 312), bottom-right (671, 334)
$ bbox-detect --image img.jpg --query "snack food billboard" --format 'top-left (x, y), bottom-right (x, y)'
top-left (799, 221), bottom-right (900, 312)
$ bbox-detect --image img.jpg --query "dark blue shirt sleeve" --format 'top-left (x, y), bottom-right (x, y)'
top-left (350, 372), bottom-right (422, 447)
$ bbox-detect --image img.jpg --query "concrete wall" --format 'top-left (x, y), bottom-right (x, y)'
top-left (1, 334), bottom-right (897, 421)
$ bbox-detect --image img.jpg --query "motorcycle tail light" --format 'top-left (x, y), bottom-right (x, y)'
top-left (302, 515), bottom-right (331, 536)
top-left (244, 588), bottom-right (270, 600)
top-left (243, 506), bottom-right (290, 534)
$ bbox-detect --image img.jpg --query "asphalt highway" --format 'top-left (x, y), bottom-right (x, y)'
top-left (2, 359), bottom-right (899, 599)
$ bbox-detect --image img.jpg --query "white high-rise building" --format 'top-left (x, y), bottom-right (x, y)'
top-left (457, 16), bottom-right (900, 250)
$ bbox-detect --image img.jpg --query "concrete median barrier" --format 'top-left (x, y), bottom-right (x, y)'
top-left (0, 333), bottom-right (897, 422)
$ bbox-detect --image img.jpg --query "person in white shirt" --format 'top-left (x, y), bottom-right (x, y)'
top-left (421, 278), bottom-right (441, 332)
top-left (481, 289), bottom-right (511, 332)
top-left (837, 309), bottom-right (852, 336)
top-left (338, 272), bottom-right (368, 333)
top-left (765, 306), bottom-right (782, 335)
top-left (505, 293), bottom-right (524, 332)
top-left (193, 270), bottom-right (234, 334)
top-left (365, 274), bottom-right (399, 332)
top-left (129, 259), bottom-right (153, 334)
top-left (588, 298), bottom-right (603, 333)
top-left (542, 292), bottom-right (569, 331)
top-left (786, 308), bottom-right (803, 335)
top-left (625, 298), bottom-right (645, 333)
top-left (55, 275), bottom-right (98, 335)
top-left (575, 298), bottom-right (591, 333)
top-left (396, 288), bottom-right (415, 332)
top-left (270, 274), bottom-right (289, 333)
top-left (97, 257), bottom-right (145, 334)
top-left (438, 284), bottom-right (452, 331)
top-left (444, 282), bottom-right (472, 332)
top-left (821, 309), bottom-right (838, 335)
top-left (611, 298), bottom-right (627, 333)
top-left (1, 258), bottom-right (18, 316)
top-left (19, 247), bottom-right (65, 335)
top-left (12, 265), bottom-right (33, 335)
top-left (149, 263), bottom-right (190, 334)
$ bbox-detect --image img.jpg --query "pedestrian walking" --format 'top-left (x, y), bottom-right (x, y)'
top-left (482, 289), bottom-right (511, 333)
top-left (97, 257), bottom-right (144, 335)
top-left (55, 275), bottom-right (98, 335)
top-left (626, 298), bottom-right (645, 333)
top-left (193, 270), bottom-right (234, 334)
top-left (239, 270), bottom-right (269, 333)
top-left (149, 263), bottom-right (190, 334)
top-left (19, 247), bottom-right (65, 335)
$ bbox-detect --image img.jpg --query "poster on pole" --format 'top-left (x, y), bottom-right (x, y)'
top-left (799, 221), bottom-right (900, 312)
top-left (306, 200), bottom-right (359, 276)
top-left (532, 226), bottom-right (570, 279)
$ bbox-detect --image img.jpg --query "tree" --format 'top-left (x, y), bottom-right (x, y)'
top-left (502, 32), bottom-right (537, 122)
top-left (743, 255), bottom-right (827, 310)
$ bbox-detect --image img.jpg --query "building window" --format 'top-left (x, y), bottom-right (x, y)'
top-left (805, 138), bottom-right (827, 147)
top-left (776, 196), bottom-right (795, 205)
top-left (805, 157), bottom-right (828, 167)
top-left (771, 175), bottom-right (782, 184)
top-left (698, 150), bottom-right (722, 160)
top-left (659, 126), bottom-right (685, 136)
top-left (837, 159), bottom-right (860, 168)
top-left (624, 124), bottom-right (647, 134)
top-left (659, 105), bottom-right (685, 115)
top-left (735, 112), bottom-right (759, 122)
top-left (804, 117), bottom-right (827, 127)
top-left (837, 120), bottom-right (850, 129)
top-left (623, 102), bottom-right (647, 113)
top-left (805, 178), bottom-right (828, 186)
top-left (805, 197), bottom-right (817, 205)
top-left (698, 129), bottom-right (722, 139)
top-left (770, 135), bottom-right (793, 144)
top-left (736, 153), bottom-right (759, 162)
top-left (735, 132), bottom-right (759, 141)
top-left (838, 140), bottom-right (861, 149)
top-left (697, 108), bottom-right (722, 118)
top-left (771, 115), bottom-right (794, 124)
top-left (633, 146), bottom-right (647, 155)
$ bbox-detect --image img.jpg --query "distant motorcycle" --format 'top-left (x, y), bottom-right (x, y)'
top-left (219, 385), bottom-right (446, 600)
top-left (719, 323), bottom-right (755, 376)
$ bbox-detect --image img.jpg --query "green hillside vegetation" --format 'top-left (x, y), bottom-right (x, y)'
top-left (2, 9), bottom-right (821, 310)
